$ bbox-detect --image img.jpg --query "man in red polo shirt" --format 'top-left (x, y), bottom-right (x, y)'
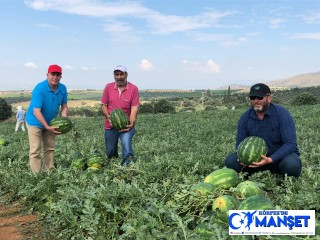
top-left (101, 65), bottom-right (140, 166)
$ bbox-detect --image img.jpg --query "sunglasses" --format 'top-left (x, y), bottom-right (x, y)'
top-left (249, 96), bottom-right (264, 100)
top-left (50, 72), bottom-right (62, 77)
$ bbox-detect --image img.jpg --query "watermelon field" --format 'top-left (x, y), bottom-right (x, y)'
top-left (0, 105), bottom-right (319, 239)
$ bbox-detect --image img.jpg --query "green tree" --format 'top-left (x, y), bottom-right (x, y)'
top-left (0, 98), bottom-right (12, 121)
top-left (291, 92), bottom-right (318, 105)
top-left (154, 99), bottom-right (175, 113)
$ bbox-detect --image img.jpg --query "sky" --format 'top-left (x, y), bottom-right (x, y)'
top-left (0, 0), bottom-right (320, 91)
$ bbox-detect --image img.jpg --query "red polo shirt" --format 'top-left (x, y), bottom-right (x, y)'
top-left (101, 82), bottom-right (140, 129)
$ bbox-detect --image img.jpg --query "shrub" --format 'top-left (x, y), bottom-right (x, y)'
top-left (291, 92), bottom-right (318, 106)
top-left (153, 99), bottom-right (175, 113)
top-left (0, 98), bottom-right (12, 121)
top-left (139, 103), bottom-right (154, 114)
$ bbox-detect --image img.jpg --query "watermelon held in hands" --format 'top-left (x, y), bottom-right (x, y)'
top-left (238, 195), bottom-right (274, 210)
top-left (191, 182), bottom-right (216, 195)
top-left (110, 109), bottom-right (129, 130)
top-left (50, 117), bottom-right (73, 134)
top-left (235, 180), bottom-right (263, 199)
top-left (204, 168), bottom-right (240, 190)
top-left (237, 136), bottom-right (267, 165)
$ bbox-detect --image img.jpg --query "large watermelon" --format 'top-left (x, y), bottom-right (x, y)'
top-left (212, 195), bottom-right (238, 222)
top-left (110, 109), bottom-right (129, 130)
top-left (238, 195), bottom-right (274, 210)
top-left (204, 168), bottom-right (240, 190)
top-left (237, 136), bottom-right (267, 165)
top-left (235, 180), bottom-right (262, 199)
top-left (87, 155), bottom-right (105, 169)
top-left (0, 138), bottom-right (9, 146)
top-left (194, 223), bottom-right (214, 239)
top-left (50, 117), bottom-right (73, 134)
top-left (71, 158), bottom-right (87, 171)
top-left (191, 182), bottom-right (216, 195)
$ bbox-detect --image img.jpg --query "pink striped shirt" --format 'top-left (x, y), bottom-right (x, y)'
top-left (101, 82), bottom-right (140, 129)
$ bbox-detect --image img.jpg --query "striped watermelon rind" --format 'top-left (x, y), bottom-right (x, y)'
top-left (50, 117), bottom-right (73, 134)
top-left (87, 155), bottom-right (105, 168)
top-left (237, 136), bottom-right (267, 165)
top-left (110, 109), bottom-right (130, 130)
top-left (238, 195), bottom-right (274, 210)
top-left (235, 180), bottom-right (263, 199)
top-left (191, 182), bottom-right (216, 195)
top-left (204, 168), bottom-right (240, 190)
top-left (212, 195), bottom-right (238, 222)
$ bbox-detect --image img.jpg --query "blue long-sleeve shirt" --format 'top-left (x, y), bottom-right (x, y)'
top-left (16, 109), bottom-right (25, 122)
top-left (236, 103), bottom-right (299, 164)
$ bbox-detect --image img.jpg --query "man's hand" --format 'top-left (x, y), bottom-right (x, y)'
top-left (46, 125), bottom-right (62, 135)
top-left (248, 155), bottom-right (273, 168)
top-left (238, 155), bottom-right (273, 168)
top-left (120, 123), bottom-right (134, 132)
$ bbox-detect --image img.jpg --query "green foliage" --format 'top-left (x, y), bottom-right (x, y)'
top-left (0, 105), bottom-right (319, 239)
top-left (0, 98), bottom-right (12, 121)
top-left (291, 92), bottom-right (318, 105)
top-left (138, 102), bottom-right (154, 114)
top-left (153, 99), bottom-right (175, 113)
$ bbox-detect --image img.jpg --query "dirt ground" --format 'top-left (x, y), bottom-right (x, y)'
top-left (0, 196), bottom-right (37, 240)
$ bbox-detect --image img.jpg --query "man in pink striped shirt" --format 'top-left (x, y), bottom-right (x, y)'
top-left (101, 65), bottom-right (140, 166)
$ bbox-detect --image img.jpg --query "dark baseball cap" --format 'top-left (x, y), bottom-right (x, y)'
top-left (249, 83), bottom-right (271, 97)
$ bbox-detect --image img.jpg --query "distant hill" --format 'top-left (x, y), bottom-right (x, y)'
top-left (219, 71), bottom-right (320, 91)
top-left (268, 71), bottom-right (320, 88)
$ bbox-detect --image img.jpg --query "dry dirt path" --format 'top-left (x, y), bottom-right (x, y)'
top-left (0, 196), bottom-right (37, 240)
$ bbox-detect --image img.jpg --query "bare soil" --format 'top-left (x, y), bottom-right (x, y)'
top-left (0, 196), bottom-right (38, 240)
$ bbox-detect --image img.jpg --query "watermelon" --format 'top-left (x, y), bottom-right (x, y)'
top-left (204, 168), bottom-right (240, 190)
top-left (0, 138), bottom-right (9, 146)
top-left (71, 158), bottom-right (87, 171)
top-left (191, 182), bottom-right (216, 195)
top-left (110, 109), bottom-right (129, 130)
top-left (212, 195), bottom-right (238, 222)
top-left (50, 117), bottom-right (73, 134)
top-left (237, 136), bottom-right (267, 165)
top-left (238, 195), bottom-right (274, 210)
top-left (194, 223), bottom-right (214, 238)
top-left (87, 155), bottom-right (105, 168)
top-left (235, 180), bottom-right (262, 199)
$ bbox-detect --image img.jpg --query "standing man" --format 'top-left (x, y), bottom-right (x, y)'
top-left (26, 64), bottom-right (69, 173)
top-left (15, 106), bottom-right (26, 132)
top-left (224, 83), bottom-right (302, 177)
top-left (101, 65), bottom-right (140, 166)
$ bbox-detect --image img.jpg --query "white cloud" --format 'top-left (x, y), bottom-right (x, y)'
top-left (302, 13), bottom-right (320, 24)
top-left (138, 59), bottom-right (154, 71)
top-left (182, 60), bottom-right (220, 74)
top-left (81, 66), bottom-right (98, 71)
top-left (290, 33), bottom-right (320, 40)
top-left (35, 23), bottom-right (58, 29)
top-left (268, 18), bottom-right (287, 29)
top-left (25, 0), bottom-right (236, 35)
top-left (24, 62), bottom-right (37, 68)
top-left (64, 65), bottom-right (74, 69)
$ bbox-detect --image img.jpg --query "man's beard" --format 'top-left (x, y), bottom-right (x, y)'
top-left (254, 104), bottom-right (267, 113)
top-left (116, 79), bottom-right (127, 87)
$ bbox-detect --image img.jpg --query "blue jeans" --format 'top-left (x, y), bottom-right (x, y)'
top-left (224, 152), bottom-right (302, 177)
top-left (104, 127), bottom-right (136, 165)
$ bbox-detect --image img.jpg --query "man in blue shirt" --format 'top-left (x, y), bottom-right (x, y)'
top-left (224, 83), bottom-right (302, 177)
top-left (26, 64), bottom-right (69, 173)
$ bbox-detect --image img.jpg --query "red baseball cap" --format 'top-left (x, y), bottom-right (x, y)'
top-left (48, 64), bottom-right (62, 73)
